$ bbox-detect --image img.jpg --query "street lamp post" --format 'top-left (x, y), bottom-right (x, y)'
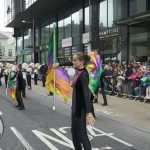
top-left (22, 19), bottom-right (35, 62)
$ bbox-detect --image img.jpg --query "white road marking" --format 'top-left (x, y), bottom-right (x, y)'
top-left (32, 129), bottom-right (74, 150)
top-left (10, 127), bottom-right (34, 150)
top-left (59, 127), bottom-right (71, 133)
top-left (87, 126), bottom-right (133, 147)
top-left (0, 112), bottom-right (2, 115)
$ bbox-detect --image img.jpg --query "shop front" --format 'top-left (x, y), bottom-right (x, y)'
top-left (99, 26), bottom-right (122, 64)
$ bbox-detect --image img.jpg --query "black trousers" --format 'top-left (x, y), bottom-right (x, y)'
top-left (16, 89), bottom-right (25, 108)
top-left (42, 75), bottom-right (46, 87)
top-left (71, 109), bottom-right (92, 150)
top-left (0, 78), bottom-right (1, 86)
top-left (22, 79), bottom-right (26, 97)
top-left (5, 75), bottom-right (8, 88)
top-left (101, 87), bottom-right (108, 105)
top-left (34, 74), bottom-right (38, 85)
top-left (27, 74), bottom-right (31, 89)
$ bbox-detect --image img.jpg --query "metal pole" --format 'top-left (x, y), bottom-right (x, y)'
top-left (89, 0), bottom-right (92, 49)
top-left (32, 19), bottom-right (34, 63)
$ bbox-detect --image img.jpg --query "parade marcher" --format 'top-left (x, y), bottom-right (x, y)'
top-left (53, 52), bottom-right (95, 150)
top-left (34, 66), bottom-right (38, 85)
top-left (22, 68), bottom-right (27, 97)
top-left (93, 70), bottom-right (108, 106)
top-left (26, 64), bottom-right (32, 90)
top-left (4, 67), bottom-right (9, 88)
top-left (0, 64), bottom-right (4, 86)
top-left (8, 64), bottom-right (25, 110)
top-left (40, 62), bottom-right (48, 87)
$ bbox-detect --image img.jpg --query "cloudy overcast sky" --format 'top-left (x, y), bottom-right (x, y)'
top-left (0, 0), bottom-right (12, 32)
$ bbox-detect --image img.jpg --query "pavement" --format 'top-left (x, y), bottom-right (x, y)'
top-left (29, 79), bottom-right (150, 133)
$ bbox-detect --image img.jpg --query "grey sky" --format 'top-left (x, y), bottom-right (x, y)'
top-left (0, 0), bottom-right (12, 32)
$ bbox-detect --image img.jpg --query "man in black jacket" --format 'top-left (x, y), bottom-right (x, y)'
top-left (93, 71), bottom-right (108, 106)
top-left (40, 62), bottom-right (48, 87)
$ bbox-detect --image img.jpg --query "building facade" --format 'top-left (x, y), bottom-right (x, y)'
top-left (4, 0), bottom-right (150, 64)
top-left (0, 32), bottom-right (16, 62)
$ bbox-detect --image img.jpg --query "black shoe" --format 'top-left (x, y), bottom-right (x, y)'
top-left (93, 99), bottom-right (98, 103)
top-left (102, 104), bottom-right (107, 106)
top-left (15, 105), bottom-right (20, 107)
top-left (18, 107), bottom-right (25, 110)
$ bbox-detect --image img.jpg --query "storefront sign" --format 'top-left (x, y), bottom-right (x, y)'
top-left (83, 33), bottom-right (90, 44)
top-left (16, 50), bottom-right (23, 56)
top-left (58, 48), bottom-right (64, 58)
top-left (72, 45), bottom-right (80, 56)
top-left (64, 47), bottom-right (71, 57)
top-left (100, 27), bottom-right (120, 39)
top-left (23, 48), bottom-right (32, 54)
top-left (62, 37), bottom-right (72, 48)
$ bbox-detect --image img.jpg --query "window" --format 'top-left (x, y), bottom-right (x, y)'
top-left (17, 37), bottom-right (23, 50)
top-left (72, 11), bottom-right (79, 37)
top-left (84, 7), bottom-right (89, 33)
top-left (35, 25), bottom-right (39, 46)
top-left (8, 49), bottom-right (12, 57)
top-left (108, 0), bottom-right (113, 27)
top-left (58, 20), bottom-right (64, 41)
top-left (100, 0), bottom-right (107, 29)
top-left (24, 29), bottom-right (32, 49)
top-left (41, 22), bottom-right (45, 45)
top-left (45, 19), bottom-right (50, 44)
top-left (64, 15), bottom-right (71, 38)
top-left (113, 0), bottom-right (122, 21)
top-left (129, 32), bottom-right (150, 61)
top-left (129, 0), bottom-right (147, 16)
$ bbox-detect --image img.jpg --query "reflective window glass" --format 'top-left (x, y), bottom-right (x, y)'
top-left (129, 0), bottom-right (147, 16)
top-left (64, 15), bottom-right (71, 38)
top-left (24, 29), bottom-right (31, 49)
top-left (35, 25), bottom-right (39, 46)
top-left (100, 0), bottom-right (107, 29)
top-left (58, 20), bottom-right (64, 41)
top-left (41, 22), bottom-right (45, 45)
top-left (84, 7), bottom-right (89, 33)
top-left (72, 11), bottom-right (79, 37)
top-left (45, 20), bottom-right (50, 44)
top-left (108, 0), bottom-right (113, 27)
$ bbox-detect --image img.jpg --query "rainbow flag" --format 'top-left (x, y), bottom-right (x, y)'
top-left (46, 25), bottom-right (71, 103)
top-left (8, 72), bottom-right (16, 101)
top-left (86, 50), bottom-right (102, 94)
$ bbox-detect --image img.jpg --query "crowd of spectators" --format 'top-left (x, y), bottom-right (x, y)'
top-left (102, 57), bottom-right (150, 101)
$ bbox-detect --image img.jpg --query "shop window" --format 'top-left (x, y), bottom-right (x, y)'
top-left (24, 55), bottom-right (31, 63)
top-left (129, 32), bottom-right (150, 62)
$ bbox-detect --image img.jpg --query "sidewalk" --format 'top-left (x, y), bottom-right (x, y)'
top-left (28, 79), bottom-right (150, 133)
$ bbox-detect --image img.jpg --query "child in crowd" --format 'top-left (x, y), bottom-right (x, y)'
top-left (145, 72), bottom-right (150, 99)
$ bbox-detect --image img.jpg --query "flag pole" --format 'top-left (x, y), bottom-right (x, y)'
top-left (53, 25), bottom-right (56, 110)
top-left (5, 83), bottom-right (8, 95)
